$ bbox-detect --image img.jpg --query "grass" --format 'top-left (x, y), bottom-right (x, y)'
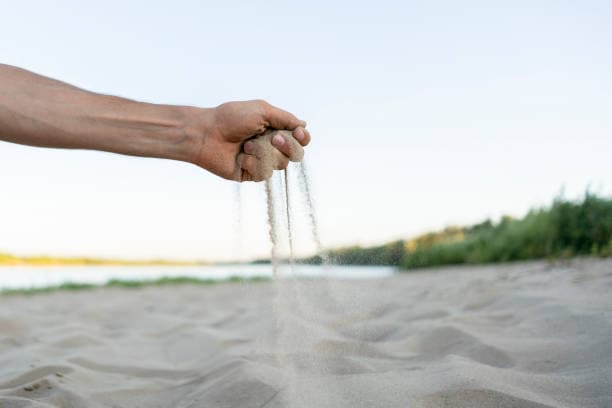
top-left (0, 275), bottom-right (270, 296)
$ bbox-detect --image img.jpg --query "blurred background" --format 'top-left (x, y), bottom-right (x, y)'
top-left (1, 0), bottom-right (610, 265)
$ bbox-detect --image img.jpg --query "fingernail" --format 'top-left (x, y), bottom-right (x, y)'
top-left (272, 134), bottom-right (285, 147)
top-left (294, 128), bottom-right (305, 142)
top-left (244, 141), bottom-right (254, 154)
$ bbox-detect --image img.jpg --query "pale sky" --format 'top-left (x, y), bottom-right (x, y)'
top-left (1, 1), bottom-right (610, 261)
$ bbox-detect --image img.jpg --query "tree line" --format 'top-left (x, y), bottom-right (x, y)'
top-left (300, 192), bottom-right (612, 269)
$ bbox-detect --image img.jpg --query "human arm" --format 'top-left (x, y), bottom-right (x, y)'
top-left (0, 63), bottom-right (310, 181)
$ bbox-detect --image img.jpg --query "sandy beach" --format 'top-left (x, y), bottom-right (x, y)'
top-left (1, 258), bottom-right (611, 407)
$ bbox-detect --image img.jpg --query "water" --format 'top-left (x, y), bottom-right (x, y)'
top-left (0, 160), bottom-right (394, 294)
top-left (0, 264), bottom-right (394, 291)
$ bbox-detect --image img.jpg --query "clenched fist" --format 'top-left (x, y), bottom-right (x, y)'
top-left (190, 100), bottom-right (311, 182)
top-left (0, 64), bottom-right (311, 182)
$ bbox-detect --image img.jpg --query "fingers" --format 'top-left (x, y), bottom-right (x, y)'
top-left (275, 154), bottom-right (290, 171)
top-left (246, 132), bottom-right (301, 163)
top-left (292, 126), bottom-right (311, 146)
top-left (270, 131), bottom-right (304, 162)
top-left (237, 153), bottom-right (272, 182)
top-left (237, 148), bottom-right (290, 183)
top-left (261, 101), bottom-right (306, 130)
top-left (240, 169), bottom-right (252, 182)
top-left (243, 139), bottom-right (258, 156)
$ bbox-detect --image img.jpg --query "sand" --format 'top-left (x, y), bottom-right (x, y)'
top-left (1, 258), bottom-right (611, 407)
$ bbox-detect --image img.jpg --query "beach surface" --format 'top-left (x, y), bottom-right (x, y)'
top-left (1, 258), bottom-right (611, 407)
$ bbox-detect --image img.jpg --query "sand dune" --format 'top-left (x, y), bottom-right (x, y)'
top-left (1, 258), bottom-right (611, 407)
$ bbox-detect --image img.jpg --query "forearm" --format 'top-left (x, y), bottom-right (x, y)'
top-left (0, 64), bottom-right (202, 162)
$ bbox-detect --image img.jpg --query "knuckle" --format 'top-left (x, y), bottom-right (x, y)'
top-left (253, 99), bottom-right (269, 109)
top-left (255, 100), bottom-right (271, 116)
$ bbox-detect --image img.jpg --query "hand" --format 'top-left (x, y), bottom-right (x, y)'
top-left (191, 100), bottom-right (311, 182)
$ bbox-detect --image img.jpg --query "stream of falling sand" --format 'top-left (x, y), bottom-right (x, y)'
top-left (234, 127), bottom-right (379, 406)
top-left (232, 183), bottom-right (244, 261)
top-left (264, 163), bottom-right (315, 274)
top-left (264, 178), bottom-right (280, 277)
top-left (263, 161), bottom-right (345, 407)
top-left (284, 168), bottom-right (295, 265)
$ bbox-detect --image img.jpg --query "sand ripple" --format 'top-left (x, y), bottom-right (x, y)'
top-left (1, 258), bottom-right (611, 407)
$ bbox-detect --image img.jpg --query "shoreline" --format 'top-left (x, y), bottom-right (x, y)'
top-left (0, 256), bottom-right (606, 296)
top-left (0, 275), bottom-right (269, 296)
top-left (0, 259), bottom-right (208, 267)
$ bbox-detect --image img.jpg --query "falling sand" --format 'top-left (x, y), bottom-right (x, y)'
top-left (261, 151), bottom-right (363, 407)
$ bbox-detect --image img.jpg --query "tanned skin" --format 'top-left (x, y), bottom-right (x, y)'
top-left (0, 64), bottom-right (310, 182)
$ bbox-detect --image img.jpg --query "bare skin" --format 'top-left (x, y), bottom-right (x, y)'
top-left (0, 64), bottom-right (310, 182)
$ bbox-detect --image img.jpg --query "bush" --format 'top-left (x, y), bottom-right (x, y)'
top-left (401, 192), bottom-right (612, 269)
top-left (303, 191), bottom-right (612, 269)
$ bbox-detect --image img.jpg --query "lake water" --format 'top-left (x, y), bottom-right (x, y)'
top-left (0, 264), bottom-right (396, 290)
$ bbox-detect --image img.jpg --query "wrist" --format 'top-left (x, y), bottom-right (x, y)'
top-left (180, 105), bottom-right (216, 166)
top-left (136, 103), bottom-right (211, 165)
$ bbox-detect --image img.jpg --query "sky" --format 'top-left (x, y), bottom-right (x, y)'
top-left (0, 1), bottom-right (611, 261)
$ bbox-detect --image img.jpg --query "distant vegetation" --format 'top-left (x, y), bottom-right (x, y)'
top-left (302, 192), bottom-right (612, 269)
top-left (0, 253), bottom-right (207, 267)
top-left (3, 192), bottom-right (610, 271)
